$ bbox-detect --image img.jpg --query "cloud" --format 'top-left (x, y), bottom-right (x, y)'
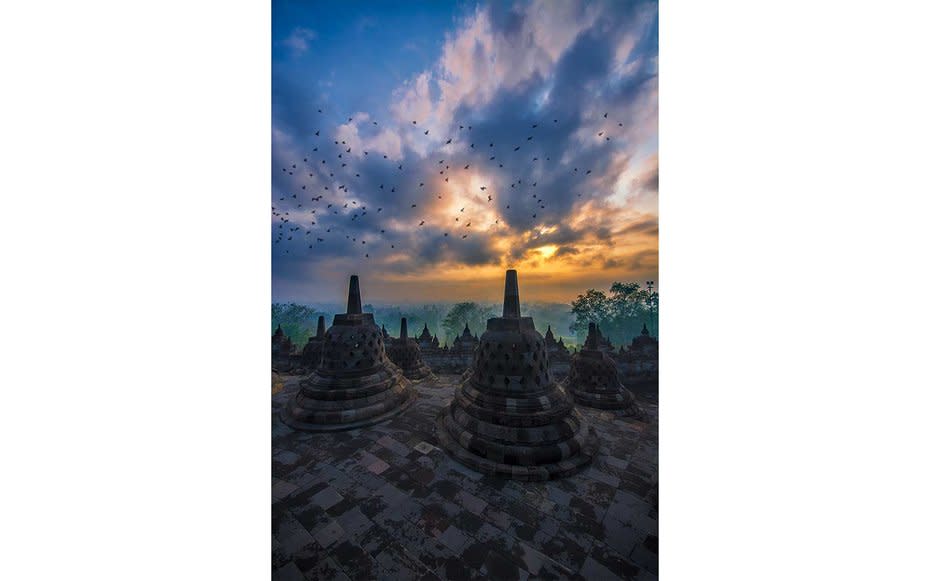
top-left (271, 0), bottom-right (659, 302)
top-left (282, 27), bottom-right (316, 57)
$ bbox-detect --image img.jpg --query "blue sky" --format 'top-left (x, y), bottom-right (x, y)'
top-left (272, 0), bottom-right (658, 304)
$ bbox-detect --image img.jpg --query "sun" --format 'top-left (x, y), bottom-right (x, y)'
top-left (535, 244), bottom-right (558, 259)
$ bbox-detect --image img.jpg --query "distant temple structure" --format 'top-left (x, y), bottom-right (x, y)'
top-left (417, 323), bottom-right (435, 351)
top-left (595, 324), bottom-right (615, 353)
top-left (385, 317), bottom-right (434, 381)
top-left (450, 322), bottom-right (479, 355)
top-left (272, 324), bottom-right (296, 370)
top-left (565, 322), bottom-right (642, 415)
top-left (280, 275), bottom-right (414, 431)
top-left (438, 269), bottom-right (599, 480)
top-left (300, 316), bottom-right (326, 369)
top-left (399, 321), bottom-right (474, 373)
top-left (616, 323), bottom-right (659, 385)
top-left (544, 324), bottom-right (571, 360)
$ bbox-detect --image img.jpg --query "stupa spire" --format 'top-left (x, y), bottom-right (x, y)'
top-left (502, 269), bottom-right (521, 318)
top-left (316, 316), bottom-right (325, 338)
top-left (585, 322), bottom-right (598, 349)
top-left (346, 274), bottom-right (362, 315)
top-left (400, 317), bottom-right (408, 340)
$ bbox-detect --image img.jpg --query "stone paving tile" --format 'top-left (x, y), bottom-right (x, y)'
top-left (374, 543), bottom-right (430, 580)
top-left (630, 533), bottom-right (659, 575)
top-left (483, 551), bottom-right (531, 580)
top-left (272, 478), bottom-right (299, 501)
top-left (308, 486), bottom-right (343, 511)
top-left (276, 513), bottom-right (316, 555)
top-left (455, 489), bottom-right (488, 515)
top-left (272, 374), bottom-right (659, 581)
top-left (272, 561), bottom-right (306, 581)
top-left (588, 540), bottom-right (644, 580)
top-left (328, 538), bottom-right (378, 579)
top-left (302, 557), bottom-right (349, 581)
top-left (580, 556), bottom-right (624, 581)
top-left (514, 540), bottom-right (575, 578)
top-left (413, 441), bottom-right (437, 454)
top-left (335, 505), bottom-right (374, 539)
top-left (310, 518), bottom-right (345, 549)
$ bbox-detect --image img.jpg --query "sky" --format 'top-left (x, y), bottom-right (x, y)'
top-left (272, 0), bottom-right (658, 305)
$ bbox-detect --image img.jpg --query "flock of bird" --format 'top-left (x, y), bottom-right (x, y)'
top-left (273, 108), bottom-right (623, 258)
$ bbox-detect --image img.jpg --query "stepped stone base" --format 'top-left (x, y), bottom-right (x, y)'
top-left (281, 365), bottom-right (415, 432)
top-left (437, 405), bottom-right (599, 481)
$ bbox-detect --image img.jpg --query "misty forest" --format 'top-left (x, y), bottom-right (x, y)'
top-left (272, 281), bottom-right (658, 350)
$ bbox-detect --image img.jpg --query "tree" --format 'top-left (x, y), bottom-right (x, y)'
top-left (570, 282), bottom-right (658, 346)
top-left (442, 302), bottom-right (494, 340)
top-left (568, 290), bottom-right (611, 333)
top-left (271, 303), bottom-right (318, 348)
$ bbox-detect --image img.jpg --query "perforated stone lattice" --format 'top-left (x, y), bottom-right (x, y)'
top-left (472, 335), bottom-right (553, 391)
top-left (280, 275), bottom-right (415, 432)
top-left (566, 346), bottom-right (642, 415)
top-left (320, 326), bottom-right (388, 372)
top-left (437, 270), bottom-right (600, 481)
top-left (385, 338), bottom-right (434, 381)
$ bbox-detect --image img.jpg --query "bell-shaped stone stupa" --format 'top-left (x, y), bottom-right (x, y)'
top-left (300, 315), bottom-right (327, 369)
top-left (438, 269), bottom-right (600, 480)
top-left (565, 322), bottom-right (642, 415)
top-left (386, 317), bottom-right (435, 381)
top-left (281, 275), bottom-right (414, 431)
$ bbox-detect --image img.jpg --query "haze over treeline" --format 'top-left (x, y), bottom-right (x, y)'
top-left (273, 281), bottom-right (658, 351)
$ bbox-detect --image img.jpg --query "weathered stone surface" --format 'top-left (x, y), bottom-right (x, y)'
top-left (438, 270), bottom-right (600, 481)
top-left (566, 322), bottom-right (644, 415)
top-left (281, 275), bottom-right (415, 432)
top-left (385, 317), bottom-right (435, 381)
top-left (616, 324), bottom-right (659, 386)
top-left (272, 373), bottom-right (658, 580)
top-left (300, 315), bottom-right (327, 370)
top-left (272, 324), bottom-right (297, 371)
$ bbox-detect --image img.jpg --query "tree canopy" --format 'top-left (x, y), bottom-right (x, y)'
top-left (441, 302), bottom-right (494, 341)
top-left (570, 282), bottom-right (658, 345)
top-left (271, 303), bottom-right (318, 348)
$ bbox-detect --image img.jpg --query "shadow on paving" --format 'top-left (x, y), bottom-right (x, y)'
top-left (273, 374), bottom-right (658, 581)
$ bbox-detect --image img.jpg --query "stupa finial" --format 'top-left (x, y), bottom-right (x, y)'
top-left (316, 316), bottom-right (325, 338)
top-left (502, 269), bottom-right (521, 318)
top-left (346, 275), bottom-right (362, 315)
top-left (400, 317), bottom-right (408, 340)
top-left (641, 323), bottom-right (650, 336)
top-left (585, 321), bottom-right (598, 349)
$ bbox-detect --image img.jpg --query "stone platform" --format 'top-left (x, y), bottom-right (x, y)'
top-left (273, 374), bottom-right (658, 581)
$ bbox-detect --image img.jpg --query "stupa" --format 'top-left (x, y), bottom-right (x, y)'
top-left (272, 324), bottom-right (294, 357)
top-left (281, 275), bottom-right (414, 431)
top-left (565, 322), bottom-right (642, 415)
top-left (595, 324), bottom-right (615, 353)
top-left (300, 316), bottom-right (326, 369)
top-left (630, 323), bottom-right (659, 356)
top-left (386, 317), bottom-right (434, 381)
top-left (544, 324), bottom-right (570, 359)
top-left (438, 270), bottom-right (599, 480)
top-left (451, 322), bottom-right (479, 355)
top-left (417, 323), bottom-right (434, 350)
top-left (272, 324), bottom-right (296, 370)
